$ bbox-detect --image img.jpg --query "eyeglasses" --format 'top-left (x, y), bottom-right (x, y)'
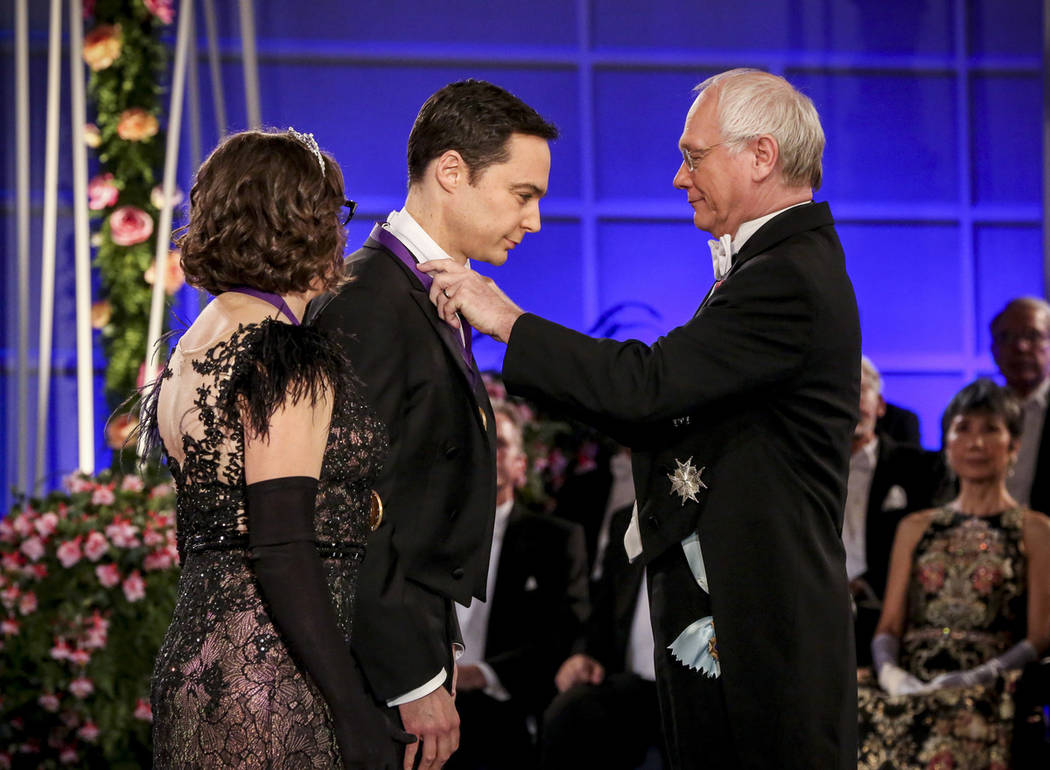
top-left (993, 329), bottom-right (1050, 347)
top-left (341, 199), bottom-right (357, 226)
top-left (681, 142), bottom-right (724, 172)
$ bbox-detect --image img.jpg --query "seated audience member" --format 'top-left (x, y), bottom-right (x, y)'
top-left (541, 503), bottom-right (666, 770)
top-left (876, 400), bottom-right (922, 446)
top-left (448, 403), bottom-right (589, 770)
top-left (552, 444), bottom-right (635, 574)
top-left (845, 357), bottom-right (947, 665)
top-left (991, 297), bottom-right (1050, 512)
top-left (857, 379), bottom-right (1050, 770)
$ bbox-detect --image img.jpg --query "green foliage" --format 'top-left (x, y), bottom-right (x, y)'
top-left (86, 0), bottom-right (170, 408)
top-left (0, 468), bottom-right (178, 767)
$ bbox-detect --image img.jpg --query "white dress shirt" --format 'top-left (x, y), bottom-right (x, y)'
top-left (385, 207), bottom-right (468, 346)
top-left (843, 437), bottom-right (879, 581)
top-left (454, 499), bottom-right (514, 701)
top-left (1008, 377), bottom-right (1050, 506)
top-left (624, 574), bottom-right (656, 681)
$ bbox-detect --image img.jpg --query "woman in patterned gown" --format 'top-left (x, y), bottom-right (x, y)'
top-left (141, 129), bottom-right (410, 768)
top-left (858, 379), bottom-right (1050, 769)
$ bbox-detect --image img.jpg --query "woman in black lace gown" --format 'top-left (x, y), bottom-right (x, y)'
top-left (141, 129), bottom-right (409, 768)
top-left (858, 380), bottom-right (1050, 769)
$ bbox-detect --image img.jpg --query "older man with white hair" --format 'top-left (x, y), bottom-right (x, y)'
top-left (422, 68), bottom-right (860, 769)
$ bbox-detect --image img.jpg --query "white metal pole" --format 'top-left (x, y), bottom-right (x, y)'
top-left (238, 0), bottom-right (261, 129)
top-left (141, 0), bottom-right (193, 458)
top-left (201, 0), bottom-right (227, 138)
top-left (35, 0), bottom-right (64, 492)
top-left (14, 0), bottom-right (30, 494)
top-left (68, 0), bottom-right (94, 474)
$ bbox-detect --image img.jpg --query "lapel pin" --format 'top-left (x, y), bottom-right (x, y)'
top-left (668, 457), bottom-right (707, 505)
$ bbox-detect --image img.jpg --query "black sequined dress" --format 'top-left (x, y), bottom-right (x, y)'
top-left (146, 320), bottom-right (387, 768)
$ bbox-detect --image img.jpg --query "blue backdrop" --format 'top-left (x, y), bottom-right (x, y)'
top-left (0, 0), bottom-right (1043, 511)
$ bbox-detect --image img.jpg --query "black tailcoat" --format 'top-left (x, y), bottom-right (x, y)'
top-left (310, 236), bottom-right (497, 701)
top-left (502, 202), bottom-right (860, 769)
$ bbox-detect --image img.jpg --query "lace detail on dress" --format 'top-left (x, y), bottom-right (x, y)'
top-left (146, 320), bottom-right (386, 769)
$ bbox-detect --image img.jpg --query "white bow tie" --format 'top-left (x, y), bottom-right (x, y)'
top-left (707, 234), bottom-right (734, 281)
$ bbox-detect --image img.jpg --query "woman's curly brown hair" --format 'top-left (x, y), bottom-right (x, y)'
top-left (178, 129), bottom-right (348, 295)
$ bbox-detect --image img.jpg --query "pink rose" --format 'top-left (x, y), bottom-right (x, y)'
top-left (76, 721), bottom-right (99, 742)
top-left (150, 483), bottom-right (173, 499)
top-left (83, 531), bottom-right (109, 562)
top-left (28, 563), bottom-right (48, 580)
top-left (50, 639), bottom-right (72, 660)
top-left (95, 563), bottom-right (120, 588)
top-left (37, 693), bottom-right (60, 712)
top-left (69, 648), bottom-right (91, 666)
top-left (91, 485), bottom-right (115, 506)
top-left (57, 538), bottom-right (83, 568)
top-left (12, 515), bottom-right (33, 537)
top-left (87, 173), bottom-right (118, 210)
top-left (134, 698), bottom-right (153, 722)
top-left (82, 625), bottom-right (107, 649)
top-left (19, 536), bottom-right (45, 562)
top-left (150, 184), bottom-right (183, 210)
top-left (0, 518), bottom-right (14, 543)
top-left (58, 746), bottom-right (78, 765)
top-left (17, 591), bottom-right (36, 615)
top-left (68, 677), bottom-right (94, 699)
top-left (144, 0), bottom-right (174, 24)
top-left (122, 570), bottom-right (146, 602)
top-left (120, 474), bottom-right (145, 492)
top-left (1, 619), bottom-right (19, 636)
top-left (33, 512), bottom-right (59, 538)
top-left (144, 549), bottom-right (173, 571)
top-left (108, 205), bottom-right (153, 246)
top-left (1, 553), bottom-right (23, 572)
top-left (143, 528), bottom-right (164, 547)
top-left (63, 473), bottom-right (95, 494)
top-left (105, 517), bottom-right (139, 548)
top-left (1, 585), bottom-right (18, 610)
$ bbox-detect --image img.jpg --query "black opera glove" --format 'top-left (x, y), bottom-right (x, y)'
top-left (247, 476), bottom-right (414, 769)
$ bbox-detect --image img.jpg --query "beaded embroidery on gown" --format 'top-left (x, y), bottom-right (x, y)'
top-left (857, 507), bottom-right (1027, 770)
top-left (144, 319), bottom-right (387, 768)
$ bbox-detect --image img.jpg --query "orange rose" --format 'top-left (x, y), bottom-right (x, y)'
top-left (90, 300), bottom-right (112, 329)
top-left (116, 108), bottom-right (158, 141)
top-left (82, 24), bottom-right (122, 72)
top-left (105, 413), bottom-right (138, 450)
top-left (145, 251), bottom-right (185, 295)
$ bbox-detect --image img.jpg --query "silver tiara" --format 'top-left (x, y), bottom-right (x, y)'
top-left (288, 127), bottom-right (326, 177)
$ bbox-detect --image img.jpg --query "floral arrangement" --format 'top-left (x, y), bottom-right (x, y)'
top-left (0, 469), bottom-right (178, 767)
top-left (83, 0), bottom-right (183, 424)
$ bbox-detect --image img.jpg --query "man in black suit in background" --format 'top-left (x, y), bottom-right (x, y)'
top-left (991, 297), bottom-right (1050, 514)
top-left (423, 68), bottom-right (860, 769)
top-left (449, 402), bottom-right (589, 769)
top-left (845, 356), bottom-right (946, 665)
top-left (541, 502), bottom-right (665, 770)
top-left (310, 80), bottom-right (558, 770)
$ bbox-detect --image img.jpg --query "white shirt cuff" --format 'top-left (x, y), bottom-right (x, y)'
top-left (476, 661), bottom-right (511, 702)
top-left (624, 501), bottom-right (642, 562)
top-left (386, 668), bottom-right (447, 707)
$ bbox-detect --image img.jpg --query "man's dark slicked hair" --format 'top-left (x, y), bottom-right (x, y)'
top-left (407, 79), bottom-right (558, 185)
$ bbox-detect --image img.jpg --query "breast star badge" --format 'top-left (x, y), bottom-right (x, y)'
top-left (668, 457), bottom-right (707, 505)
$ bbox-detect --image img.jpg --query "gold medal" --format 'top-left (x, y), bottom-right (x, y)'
top-left (369, 489), bottom-right (383, 531)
